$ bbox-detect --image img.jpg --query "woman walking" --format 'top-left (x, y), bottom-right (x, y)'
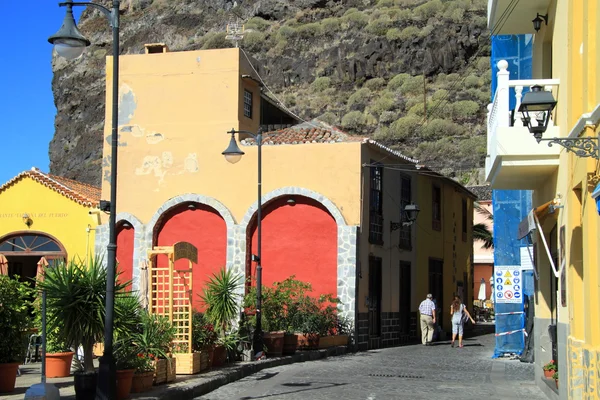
top-left (450, 297), bottom-right (475, 348)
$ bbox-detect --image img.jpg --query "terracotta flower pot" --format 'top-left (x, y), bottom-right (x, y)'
top-left (282, 333), bottom-right (298, 355)
top-left (212, 345), bottom-right (227, 367)
top-left (0, 363), bottom-right (19, 393)
top-left (204, 346), bottom-right (214, 368)
top-left (116, 369), bottom-right (135, 400)
top-left (543, 369), bottom-right (554, 379)
top-left (46, 351), bottom-right (75, 378)
top-left (264, 331), bottom-right (284, 357)
top-left (131, 371), bottom-right (154, 393)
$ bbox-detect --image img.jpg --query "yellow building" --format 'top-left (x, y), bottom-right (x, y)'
top-left (486, 1), bottom-right (599, 398)
top-left (0, 167), bottom-right (101, 279)
top-left (95, 46), bottom-right (475, 349)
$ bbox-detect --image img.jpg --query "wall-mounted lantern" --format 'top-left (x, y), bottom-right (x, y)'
top-left (520, 85), bottom-right (599, 159)
top-left (390, 203), bottom-right (420, 231)
top-left (532, 13), bottom-right (548, 32)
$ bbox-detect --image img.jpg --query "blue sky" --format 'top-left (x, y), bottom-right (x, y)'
top-left (0, 3), bottom-right (83, 185)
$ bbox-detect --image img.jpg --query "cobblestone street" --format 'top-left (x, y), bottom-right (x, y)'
top-left (198, 327), bottom-right (546, 400)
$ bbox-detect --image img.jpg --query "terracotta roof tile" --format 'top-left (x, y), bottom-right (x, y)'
top-left (0, 168), bottom-right (101, 207)
top-left (240, 121), bottom-right (365, 146)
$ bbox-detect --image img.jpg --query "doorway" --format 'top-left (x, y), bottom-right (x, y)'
top-left (368, 256), bottom-right (382, 338)
top-left (399, 261), bottom-right (411, 334)
top-left (428, 258), bottom-right (443, 328)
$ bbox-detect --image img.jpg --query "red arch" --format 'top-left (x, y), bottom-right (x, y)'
top-left (155, 203), bottom-right (227, 311)
top-left (116, 222), bottom-right (135, 291)
top-left (247, 197), bottom-right (337, 299)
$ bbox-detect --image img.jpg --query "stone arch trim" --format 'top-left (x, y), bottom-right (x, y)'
top-left (147, 194), bottom-right (236, 238)
top-left (240, 187), bottom-right (347, 227)
top-left (145, 193), bottom-right (236, 276)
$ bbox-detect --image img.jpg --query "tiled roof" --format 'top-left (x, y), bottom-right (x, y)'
top-left (467, 185), bottom-right (492, 201)
top-left (240, 121), bottom-right (365, 146)
top-left (0, 167), bottom-right (101, 207)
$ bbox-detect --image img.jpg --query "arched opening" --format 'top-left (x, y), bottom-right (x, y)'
top-left (116, 221), bottom-right (135, 291)
top-left (154, 202), bottom-right (227, 311)
top-left (0, 231), bottom-right (67, 284)
top-left (246, 196), bottom-right (337, 299)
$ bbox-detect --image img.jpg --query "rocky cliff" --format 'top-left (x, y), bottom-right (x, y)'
top-left (50, 0), bottom-right (490, 186)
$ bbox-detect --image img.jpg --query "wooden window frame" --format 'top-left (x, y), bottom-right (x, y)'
top-left (243, 89), bottom-right (253, 119)
top-left (369, 163), bottom-right (384, 245)
top-left (432, 185), bottom-right (441, 231)
top-left (399, 174), bottom-right (412, 250)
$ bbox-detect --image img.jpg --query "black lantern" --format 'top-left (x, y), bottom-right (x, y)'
top-left (518, 85), bottom-right (557, 142)
top-left (532, 13), bottom-right (548, 32)
top-left (222, 131), bottom-right (245, 164)
top-left (391, 203), bottom-right (420, 231)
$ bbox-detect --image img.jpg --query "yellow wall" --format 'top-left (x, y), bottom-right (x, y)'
top-left (102, 48), bottom-right (362, 226)
top-left (0, 177), bottom-right (97, 261)
top-left (531, 0), bottom-right (600, 397)
top-left (415, 174), bottom-right (474, 332)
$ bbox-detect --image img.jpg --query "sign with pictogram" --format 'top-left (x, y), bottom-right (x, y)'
top-left (493, 266), bottom-right (523, 304)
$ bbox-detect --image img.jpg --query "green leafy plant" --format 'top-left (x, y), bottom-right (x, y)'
top-left (543, 359), bottom-right (557, 372)
top-left (0, 275), bottom-right (33, 363)
top-left (130, 311), bottom-right (176, 361)
top-left (552, 371), bottom-right (558, 380)
top-left (200, 268), bottom-right (242, 337)
top-left (192, 312), bottom-right (218, 351)
top-left (37, 256), bottom-right (130, 372)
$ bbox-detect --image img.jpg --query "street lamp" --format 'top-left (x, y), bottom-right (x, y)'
top-left (519, 85), bottom-right (599, 159)
top-left (222, 128), bottom-right (264, 358)
top-left (49, 1), bottom-right (121, 399)
top-left (390, 203), bottom-right (420, 231)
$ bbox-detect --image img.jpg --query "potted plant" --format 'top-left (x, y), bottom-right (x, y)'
top-left (200, 268), bottom-right (242, 367)
top-left (0, 275), bottom-right (32, 393)
top-left (113, 338), bottom-right (139, 400)
top-left (130, 353), bottom-right (155, 393)
top-left (130, 311), bottom-right (176, 386)
top-left (543, 359), bottom-right (557, 379)
top-left (552, 371), bottom-right (558, 388)
top-left (192, 312), bottom-right (218, 371)
top-left (45, 326), bottom-right (75, 378)
top-left (38, 257), bottom-right (130, 400)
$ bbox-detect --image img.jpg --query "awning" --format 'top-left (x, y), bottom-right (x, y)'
top-left (517, 199), bottom-right (561, 278)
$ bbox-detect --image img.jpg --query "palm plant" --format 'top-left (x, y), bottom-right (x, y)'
top-left (37, 256), bottom-right (130, 373)
top-left (200, 268), bottom-right (242, 337)
top-left (473, 202), bottom-right (494, 249)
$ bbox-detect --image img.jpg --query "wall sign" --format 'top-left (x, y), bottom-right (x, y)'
top-left (494, 266), bottom-right (522, 304)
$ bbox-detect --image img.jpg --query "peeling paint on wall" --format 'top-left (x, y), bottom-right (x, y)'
top-left (105, 134), bottom-right (127, 147)
top-left (146, 132), bottom-right (164, 144)
top-left (135, 156), bottom-right (162, 176)
top-left (118, 84), bottom-right (137, 125)
top-left (103, 156), bottom-right (112, 183)
top-left (184, 154), bottom-right (199, 173)
top-left (162, 152), bottom-right (173, 169)
top-left (120, 125), bottom-right (143, 138)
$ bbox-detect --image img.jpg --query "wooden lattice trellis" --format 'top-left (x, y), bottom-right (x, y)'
top-left (148, 242), bottom-right (201, 374)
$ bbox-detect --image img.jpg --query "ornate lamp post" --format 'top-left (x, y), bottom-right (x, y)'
top-left (49, 1), bottom-right (121, 399)
top-left (222, 128), bottom-right (264, 357)
top-left (390, 203), bottom-right (420, 231)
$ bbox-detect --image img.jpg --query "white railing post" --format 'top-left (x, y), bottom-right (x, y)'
top-left (496, 60), bottom-right (510, 128)
top-left (514, 86), bottom-right (523, 127)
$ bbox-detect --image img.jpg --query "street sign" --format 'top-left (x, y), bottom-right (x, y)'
top-left (494, 266), bottom-right (523, 304)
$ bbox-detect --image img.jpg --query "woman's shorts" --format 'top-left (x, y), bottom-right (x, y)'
top-left (452, 321), bottom-right (464, 335)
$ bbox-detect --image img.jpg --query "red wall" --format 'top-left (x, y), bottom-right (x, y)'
top-left (247, 197), bottom-right (337, 299)
top-left (116, 224), bottom-right (134, 291)
top-left (156, 204), bottom-right (227, 311)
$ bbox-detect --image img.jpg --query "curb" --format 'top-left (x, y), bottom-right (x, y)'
top-left (64, 346), bottom-right (350, 400)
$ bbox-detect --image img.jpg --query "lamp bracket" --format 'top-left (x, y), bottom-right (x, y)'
top-left (59, 1), bottom-right (118, 27)
top-left (540, 137), bottom-right (599, 159)
top-left (390, 221), bottom-right (411, 232)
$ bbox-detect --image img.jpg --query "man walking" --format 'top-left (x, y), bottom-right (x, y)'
top-left (419, 293), bottom-right (436, 345)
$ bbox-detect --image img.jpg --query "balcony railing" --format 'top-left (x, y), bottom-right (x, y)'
top-left (485, 60), bottom-right (561, 189)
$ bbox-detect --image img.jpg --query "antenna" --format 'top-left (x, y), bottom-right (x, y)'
top-left (226, 18), bottom-right (245, 48)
